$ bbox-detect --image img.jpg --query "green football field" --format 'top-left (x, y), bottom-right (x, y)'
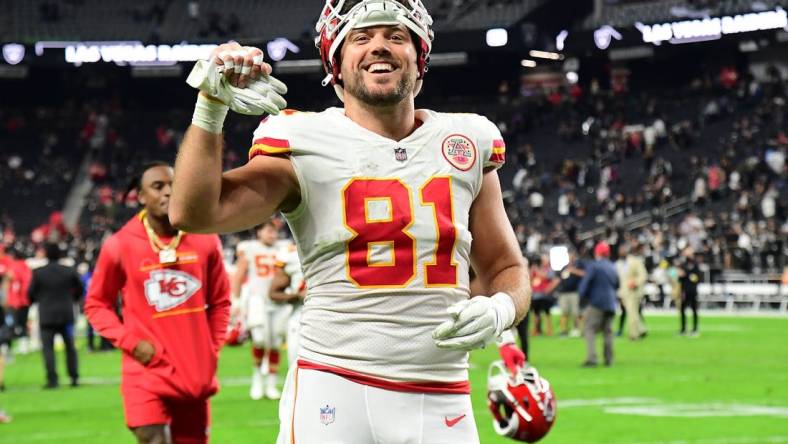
top-left (2, 314), bottom-right (787, 443)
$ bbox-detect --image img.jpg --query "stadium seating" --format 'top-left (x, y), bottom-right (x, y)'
top-left (644, 282), bottom-right (787, 312)
top-left (582, 0), bottom-right (785, 29)
top-left (1, 0), bottom-right (543, 44)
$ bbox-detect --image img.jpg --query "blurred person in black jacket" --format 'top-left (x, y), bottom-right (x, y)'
top-left (28, 243), bottom-right (83, 388)
top-left (678, 251), bottom-right (702, 337)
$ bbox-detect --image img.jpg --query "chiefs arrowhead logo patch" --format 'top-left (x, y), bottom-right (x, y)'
top-left (144, 270), bottom-right (201, 312)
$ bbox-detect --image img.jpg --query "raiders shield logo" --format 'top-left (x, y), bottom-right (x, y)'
top-left (144, 269), bottom-right (202, 312)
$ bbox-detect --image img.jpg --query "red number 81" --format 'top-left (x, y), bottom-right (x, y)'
top-left (342, 177), bottom-right (457, 287)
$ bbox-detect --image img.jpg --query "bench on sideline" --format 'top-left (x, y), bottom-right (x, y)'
top-left (643, 283), bottom-right (787, 313)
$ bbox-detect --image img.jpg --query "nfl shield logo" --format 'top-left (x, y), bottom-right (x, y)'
top-left (394, 147), bottom-right (407, 162)
top-left (319, 405), bottom-right (336, 425)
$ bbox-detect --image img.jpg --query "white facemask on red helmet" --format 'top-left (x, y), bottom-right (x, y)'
top-left (315, 0), bottom-right (434, 101)
top-left (487, 360), bottom-right (557, 443)
top-left (225, 320), bottom-right (247, 346)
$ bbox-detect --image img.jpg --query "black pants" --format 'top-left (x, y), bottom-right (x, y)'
top-left (40, 324), bottom-right (79, 385)
top-left (11, 306), bottom-right (30, 337)
top-left (86, 323), bottom-right (113, 351)
top-left (680, 293), bottom-right (698, 333)
top-left (515, 311), bottom-right (530, 358)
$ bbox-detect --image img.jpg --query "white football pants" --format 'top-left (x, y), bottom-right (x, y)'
top-left (275, 366), bottom-right (479, 444)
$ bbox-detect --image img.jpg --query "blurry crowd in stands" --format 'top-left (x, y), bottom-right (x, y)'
top-left (0, 63), bottom-right (785, 282)
top-left (491, 64), bottom-right (786, 276)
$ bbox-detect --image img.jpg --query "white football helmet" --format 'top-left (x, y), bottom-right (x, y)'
top-left (487, 360), bottom-right (557, 442)
top-left (315, 0), bottom-right (434, 101)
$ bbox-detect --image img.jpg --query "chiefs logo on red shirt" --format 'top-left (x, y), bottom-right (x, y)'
top-left (144, 270), bottom-right (202, 312)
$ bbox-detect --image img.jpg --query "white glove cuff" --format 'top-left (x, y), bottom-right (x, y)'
top-left (491, 292), bottom-right (516, 337)
top-left (496, 328), bottom-right (517, 346)
top-left (192, 93), bottom-right (229, 134)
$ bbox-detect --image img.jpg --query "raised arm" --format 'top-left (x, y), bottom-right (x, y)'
top-left (171, 128), bottom-right (299, 234)
top-left (169, 42), bottom-right (299, 234)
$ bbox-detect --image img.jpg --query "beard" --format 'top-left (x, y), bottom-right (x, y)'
top-left (343, 70), bottom-right (415, 107)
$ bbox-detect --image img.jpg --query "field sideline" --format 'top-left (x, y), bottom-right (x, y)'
top-left (2, 315), bottom-right (787, 443)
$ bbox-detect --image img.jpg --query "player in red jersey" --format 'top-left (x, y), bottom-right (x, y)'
top-left (85, 162), bottom-right (231, 444)
top-left (6, 248), bottom-right (32, 349)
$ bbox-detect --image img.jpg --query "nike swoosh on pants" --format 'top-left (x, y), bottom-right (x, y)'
top-left (444, 414), bottom-right (466, 427)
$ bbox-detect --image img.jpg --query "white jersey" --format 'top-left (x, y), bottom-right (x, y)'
top-left (237, 239), bottom-right (287, 327)
top-left (278, 244), bottom-right (305, 365)
top-left (250, 107), bottom-right (505, 387)
top-left (237, 240), bottom-right (283, 298)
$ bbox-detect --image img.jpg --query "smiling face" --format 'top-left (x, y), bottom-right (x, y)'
top-left (339, 24), bottom-right (419, 107)
top-left (138, 165), bottom-right (174, 219)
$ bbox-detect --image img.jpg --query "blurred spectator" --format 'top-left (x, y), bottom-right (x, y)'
top-left (529, 257), bottom-right (557, 336)
top-left (555, 251), bottom-right (585, 337)
top-left (28, 243), bottom-right (83, 389)
top-left (678, 251), bottom-right (702, 337)
top-left (617, 243), bottom-right (648, 341)
top-left (6, 248), bottom-right (32, 352)
top-left (579, 242), bottom-right (619, 367)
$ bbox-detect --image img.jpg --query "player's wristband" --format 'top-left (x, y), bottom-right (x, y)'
top-left (192, 93), bottom-right (229, 134)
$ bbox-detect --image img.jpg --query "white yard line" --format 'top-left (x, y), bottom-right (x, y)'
top-left (626, 436), bottom-right (788, 444)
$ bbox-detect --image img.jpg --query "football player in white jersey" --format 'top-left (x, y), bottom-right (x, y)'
top-left (267, 246), bottom-right (306, 367)
top-left (232, 221), bottom-right (292, 400)
top-left (171, 0), bottom-right (531, 442)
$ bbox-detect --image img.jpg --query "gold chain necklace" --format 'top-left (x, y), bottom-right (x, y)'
top-left (141, 211), bottom-right (183, 264)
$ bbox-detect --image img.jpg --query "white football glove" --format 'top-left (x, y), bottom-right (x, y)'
top-left (432, 292), bottom-right (516, 351)
top-left (186, 59), bottom-right (287, 116)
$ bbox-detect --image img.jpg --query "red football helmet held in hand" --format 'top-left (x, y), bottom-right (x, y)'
top-left (499, 343), bottom-right (526, 376)
top-left (225, 320), bottom-right (247, 346)
top-left (487, 360), bottom-right (557, 442)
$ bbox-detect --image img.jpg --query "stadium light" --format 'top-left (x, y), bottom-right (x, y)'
top-left (520, 59), bottom-right (536, 68)
top-left (2, 43), bottom-right (25, 65)
top-left (266, 38), bottom-right (300, 62)
top-left (549, 246), bottom-right (569, 272)
top-left (555, 30), bottom-right (569, 51)
top-left (738, 40), bottom-right (759, 52)
top-left (486, 28), bottom-right (508, 47)
top-left (273, 59), bottom-right (323, 74)
top-left (594, 25), bottom-right (622, 50)
top-left (529, 50), bottom-right (563, 60)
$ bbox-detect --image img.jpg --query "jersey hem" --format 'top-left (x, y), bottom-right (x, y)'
top-left (297, 359), bottom-right (471, 394)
